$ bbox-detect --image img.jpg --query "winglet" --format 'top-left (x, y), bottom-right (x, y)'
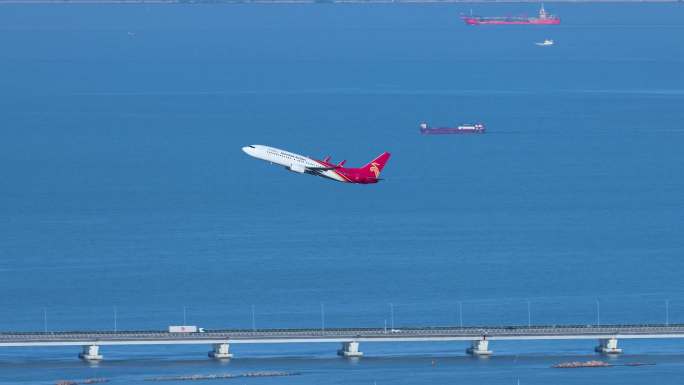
top-left (323, 156), bottom-right (331, 163)
top-left (337, 160), bottom-right (346, 167)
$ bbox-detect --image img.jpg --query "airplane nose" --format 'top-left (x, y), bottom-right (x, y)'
top-left (242, 146), bottom-right (254, 155)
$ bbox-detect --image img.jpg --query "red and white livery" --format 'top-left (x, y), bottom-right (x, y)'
top-left (242, 145), bottom-right (391, 184)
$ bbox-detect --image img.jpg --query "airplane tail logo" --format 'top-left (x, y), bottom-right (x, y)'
top-left (362, 152), bottom-right (391, 179)
top-left (369, 162), bottom-right (381, 178)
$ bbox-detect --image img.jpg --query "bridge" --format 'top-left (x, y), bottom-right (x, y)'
top-left (2, 324), bottom-right (684, 361)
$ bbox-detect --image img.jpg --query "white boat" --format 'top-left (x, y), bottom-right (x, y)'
top-left (535, 39), bottom-right (554, 46)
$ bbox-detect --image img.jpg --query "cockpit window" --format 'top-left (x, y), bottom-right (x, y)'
top-left (248, 145), bottom-right (255, 148)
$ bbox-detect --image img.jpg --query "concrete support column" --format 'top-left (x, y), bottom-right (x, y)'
top-left (208, 343), bottom-right (233, 359)
top-left (78, 345), bottom-right (103, 361)
top-left (466, 338), bottom-right (492, 356)
top-left (337, 341), bottom-right (363, 357)
top-left (595, 338), bottom-right (622, 354)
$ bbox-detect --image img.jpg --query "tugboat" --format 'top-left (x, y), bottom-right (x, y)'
top-left (462, 4), bottom-right (560, 25)
top-left (419, 122), bottom-right (485, 134)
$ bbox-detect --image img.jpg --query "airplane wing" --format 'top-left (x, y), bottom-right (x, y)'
top-left (306, 165), bottom-right (339, 171)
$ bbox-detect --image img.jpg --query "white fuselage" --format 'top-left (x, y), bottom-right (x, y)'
top-left (242, 145), bottom-right (347, 182)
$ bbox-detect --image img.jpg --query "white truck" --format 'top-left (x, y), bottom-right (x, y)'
top-left (168, 325), bottom-right (205, 333)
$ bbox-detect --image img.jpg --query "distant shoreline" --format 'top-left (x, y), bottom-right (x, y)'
top-left (0, 0), bottom-right (680, 4)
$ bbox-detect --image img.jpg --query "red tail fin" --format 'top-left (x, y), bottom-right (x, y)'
top-left (361, 152), bottom-right (391, 178)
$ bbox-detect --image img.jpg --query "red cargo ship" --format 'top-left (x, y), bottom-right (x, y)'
top-left (462, 5), bottom-right (560, 25)
top-left (420, 122), bottom-right (485, 135)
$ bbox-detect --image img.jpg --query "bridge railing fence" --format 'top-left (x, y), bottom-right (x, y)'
top-left (0, 295), bottom-right (680, 332)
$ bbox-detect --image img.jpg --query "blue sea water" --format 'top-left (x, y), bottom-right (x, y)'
top-left (1, 2), bottom-right (684, 384)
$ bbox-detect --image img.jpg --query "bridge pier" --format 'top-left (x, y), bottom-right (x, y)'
top-left (595, 338), bottom-right (622, 354)
top-left (466, 338), bottom-right (492, 356)
top-left (337, 341), bottom-right (363, 357)
top-left (78, 345), bottom-right (103, 361)
top-left (208, 343), bottom-right (233, 359)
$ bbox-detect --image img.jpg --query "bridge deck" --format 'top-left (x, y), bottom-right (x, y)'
top-left (2, 324), bottom-right (684, 347)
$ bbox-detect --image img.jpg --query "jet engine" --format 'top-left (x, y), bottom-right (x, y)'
top-left (288, 164), bottom-right (306, 173)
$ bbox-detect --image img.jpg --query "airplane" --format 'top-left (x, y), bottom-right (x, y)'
top-left (242, 145), bottom-right (390, 184)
